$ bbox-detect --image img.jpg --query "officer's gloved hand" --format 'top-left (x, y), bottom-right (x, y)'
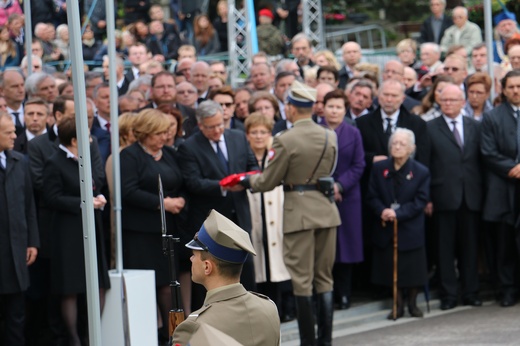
top-left (239, 176), bottom-right (251, 189)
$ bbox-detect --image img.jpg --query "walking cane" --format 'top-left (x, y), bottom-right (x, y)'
top-left (392, 219), bottom-right (398, 321)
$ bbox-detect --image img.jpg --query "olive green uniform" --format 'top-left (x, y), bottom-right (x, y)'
top-left (172, 283), bottom-right (280, 345)
top-left (249, 118), bottom-right (341, 296)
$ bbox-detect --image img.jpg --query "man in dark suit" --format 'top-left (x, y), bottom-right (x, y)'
top-left (346, 80), bottom-right (373, 121)
top-left (419, 0), bottom-right (453, 44)
top-left (338, 41), bottom-right (362, 90)
top-left (177, 100), bottom-right (259, 306)
top-left (13, 98), bottom-right (49, 155)
top-left (0, 69), bottom-right (26, 137)
top-left (481, 70), bottom-right (520, 307)
top-left (357, 79), bottom-right (429, 174)
top-left (91, 83), bottom-right (112, 164)
top-left (427, 84), bottom-right (483, 310)
top-left (140, 71), bottom-right (198, 137)
top-left (102, 56), bottom-right (131, 96)
top-left (0, 113), bottom-right (39, 346)
top-left (125, 43), bottom-right (150, 83)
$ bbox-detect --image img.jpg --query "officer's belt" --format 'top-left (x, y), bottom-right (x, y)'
top-left (283, 184), bottom-right (317, 192)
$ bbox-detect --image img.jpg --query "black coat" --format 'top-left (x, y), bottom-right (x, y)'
top-left (177, 129), bottom-right (258, 236)
top-left (481, 102), bottom-right (519, 225)
top-left (367, 158), bottom-right (430, 250)
top-left (27, 130), bottom-right (105, 256)
top-left (0, 150), bottom-right (39, 293)
top-left (120, 144), bottom-right (185, 234)
top-left (43, 149), bottom-right (109, 294)
top-left (13, 131), bottom-right (29, 155)
top-left (418, 15), bottom-right (453, 44)
top-left (427, 116), bottom-right (483, 212)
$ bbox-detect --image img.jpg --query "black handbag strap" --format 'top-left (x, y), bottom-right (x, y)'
top-left (306, 129), bottom-right (328, 184)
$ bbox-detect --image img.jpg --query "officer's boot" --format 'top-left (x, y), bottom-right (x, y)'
top-left (316, 291), bottom-right (334, 346)
top-left (295, 295), bottom-right (316, 346)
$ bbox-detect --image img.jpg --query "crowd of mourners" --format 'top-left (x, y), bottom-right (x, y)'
top-left (3, 0), bottom-right (520, 344)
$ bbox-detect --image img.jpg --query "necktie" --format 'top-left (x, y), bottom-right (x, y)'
top-left (451, 120), bottom-right (463, 151)
top-left (384, 117), bottom-right (393, 141)
top-left (214, 141), bottom-right (229, 174)
top-left (105, 121), bottom-right (111, 132)
top-left (516, 110), bottom-right (520, 161)
top-left (0, 153), bottom-right (5, 171)
top-left (11, 112), bottom-right (22, 129)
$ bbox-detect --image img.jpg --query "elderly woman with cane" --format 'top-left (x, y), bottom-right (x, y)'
top-left (366, 128), bottom-right (430, 319)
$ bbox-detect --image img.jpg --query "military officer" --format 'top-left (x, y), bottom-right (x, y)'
top-left (172, 210), bottom-right (280, 346)
top-left (241, 80), bottom-right (341, 346)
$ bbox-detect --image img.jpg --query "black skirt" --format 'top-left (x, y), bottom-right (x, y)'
top-left (371, 245), bottom-right (427, 288)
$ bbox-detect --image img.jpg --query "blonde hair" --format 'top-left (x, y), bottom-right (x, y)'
top-left (132, 109), bottom-right (171, 142)
top-left (118, 112), bottom-right (137, 147)
top-left (396, 38), bottom-right (417, 54)
top-left (314, 50), bottom-right (341, 70)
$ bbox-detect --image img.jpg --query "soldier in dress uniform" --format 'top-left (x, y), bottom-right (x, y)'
top-left (172, 209), bottom-right (280, 346)
top-left (241, 80), bottom-right (341, 346)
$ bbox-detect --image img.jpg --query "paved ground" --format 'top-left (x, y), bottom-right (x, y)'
top-left (334, 302), bottom-right (520, 345)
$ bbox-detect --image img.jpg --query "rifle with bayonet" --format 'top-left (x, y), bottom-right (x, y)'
top-left (158, 174), bottom-right (185, 345)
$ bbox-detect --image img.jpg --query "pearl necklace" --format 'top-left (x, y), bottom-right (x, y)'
top-left (138, 142), bottom-right (162, 160)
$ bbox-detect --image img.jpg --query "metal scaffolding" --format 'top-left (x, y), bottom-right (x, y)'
top-left (303, 0), bottom-right (325, 51)
top-left (227, 0), bottom-right (325, 87)
top-left (227, 0), bottom-right (256, 87)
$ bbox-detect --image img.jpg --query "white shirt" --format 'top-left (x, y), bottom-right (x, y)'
top-left (381, 109), bottom-right (400, 132)
top-left (210, 135), bottom-right (229, 196)
top-left (59, 144), bottom-right (78, 160)
top-left (132, 66), bottom-right (140, 80)
top-left (26, 128), bottom-right (47, 142)
top-left (96, 113), bottom-right (110, 131)
top-left (0, 151), bottom-right (6, 170)
top-left (442, 114), bottom-right (464, 144)
top-left (209, 135), bottom-right (228, 160)
top-left (8, 105), bottom-right (24, 126)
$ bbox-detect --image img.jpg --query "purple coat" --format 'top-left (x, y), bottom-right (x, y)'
top-left (332, 121), bottom-right (365, 263)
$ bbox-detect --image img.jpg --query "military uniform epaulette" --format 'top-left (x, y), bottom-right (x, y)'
top-left (249, 291), bottom-right (271, 300)
top-left (274, 129), bottom-right (287, 137)
top-left (187, 304), bottom-right (211, 320)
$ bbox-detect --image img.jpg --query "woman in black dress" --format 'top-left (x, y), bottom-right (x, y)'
top-left (43, 117), bottom-right (110, 346)
top-left (120, 109), bottom-right (186, 341)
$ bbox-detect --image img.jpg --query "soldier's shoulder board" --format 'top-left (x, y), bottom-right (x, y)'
top-left (249, 291), bottom-right (271, 300)
top-left (188, 304), bottom-right (212, 320)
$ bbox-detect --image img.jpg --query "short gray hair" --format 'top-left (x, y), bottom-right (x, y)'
top-left (388, 128), bottom-right (416, 157)
top-left (25, 72), bottom-right (55, 97)
top-left (421, 42), bottom-right (440, 53)
top-left (196, 100), bottom-right (223, 123)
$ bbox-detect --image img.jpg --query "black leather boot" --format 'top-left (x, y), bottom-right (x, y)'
top-left (317, 291), bottom-right (334, 346)
top-left (387, 288), bottom-right (404, 320)
top-left (295, 295), bottom-right (316, 346)
top-left (408, 287), bottom-right (424, 318)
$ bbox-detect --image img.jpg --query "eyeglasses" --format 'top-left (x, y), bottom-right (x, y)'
top-left (201, 123), bottom-right (225, 131)
top-left (177, 90), bottom-right (196, 94)
top-left (219, 102), bottom-right (234, 108)
top-left (443, 67), bottom-right (461, 72)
